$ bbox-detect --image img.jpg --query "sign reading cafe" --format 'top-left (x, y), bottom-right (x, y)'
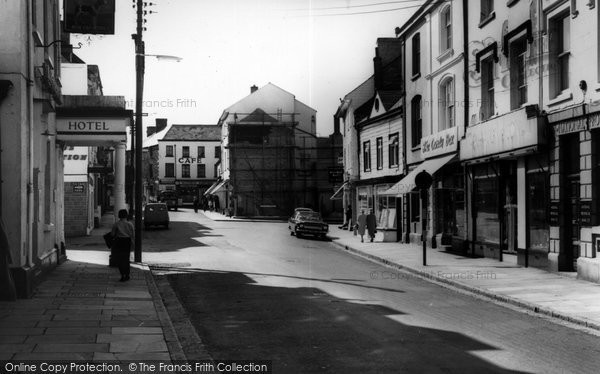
top-left (421, 127), bottom-right (458, 159)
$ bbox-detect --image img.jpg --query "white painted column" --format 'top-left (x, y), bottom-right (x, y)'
top-left (517, 158), bottom-right (527, 251)
top-left (113, 142), bottom-right (127, 219)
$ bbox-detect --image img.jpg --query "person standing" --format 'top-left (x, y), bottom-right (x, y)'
top-left (111, 209), bottom-right (134, 282)
top-left (193, 196), bottom-right (199, 213)
top-left (356, 210), bottom-right (367, 243)
top-left (366, 209), bottom-right (377, 242)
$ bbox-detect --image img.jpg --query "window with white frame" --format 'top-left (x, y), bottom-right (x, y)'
top-left (182, 164), bottom-right (190, 178)
top-left (165, 163), bottom-right (175, 177)
top-left (197, 164), bottom-right (206, 178)
top-left (197, 146), bottom-right (205, 158)
top-left (412, 33), bottom-right (421, 77)
top-left (439, 77), bottom-right (455, 130)
top-left (363, 140), bottom-right (371, 172)
top-left (182, 146), bottom-right (190, 158)
top-left (510, 38), bottom-right (528, 109)
top-left (411, 95), bottom-right (422, 148)
top-left (376, 137), bottom-right (383, 170)
top-left (166, 145), bottom-right (174, 157)
top-left (440, 6), bottom-right (452, 52)
top-left (388, 133), bottom-right (399, 168)
top-left (550, 12), bottom-right (570, 98)
top-left (480, 0), bottom-right (494, 22)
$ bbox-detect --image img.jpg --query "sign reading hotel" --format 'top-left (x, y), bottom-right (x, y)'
top-left (57, 117), bottom-right (128, 145)
top-left (421, 127), bottom-right (458, 159)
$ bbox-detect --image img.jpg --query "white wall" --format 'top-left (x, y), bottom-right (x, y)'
top-left (61, 63), bottom-right (88, 95)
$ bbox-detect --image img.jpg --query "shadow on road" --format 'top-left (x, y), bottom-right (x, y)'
top-left (161, 269), bottom-right (527, 373)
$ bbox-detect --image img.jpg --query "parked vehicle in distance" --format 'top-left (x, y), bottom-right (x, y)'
top-left (159, 191), bottom-right (180, 211)
top-left (144, 203), bottom-right (170, 229)
top-left (289, 211), bottom-right (328, 239)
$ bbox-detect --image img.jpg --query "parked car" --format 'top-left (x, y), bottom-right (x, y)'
top-left (144, 203), bottom-right (170, 229)
top-left (159, 191), bottom-right (180, 211)
top-left (289, 211), bottom-right (328, 239)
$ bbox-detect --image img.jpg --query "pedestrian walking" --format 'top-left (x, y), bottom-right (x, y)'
top-left (356, 210), bottom-right (367, 243)
top-left (110, 209), bottom-right (134, 282)
top-left (366, 209), bottom-right (377, 242)
top-left (193, 196), bottom-right (199, 213)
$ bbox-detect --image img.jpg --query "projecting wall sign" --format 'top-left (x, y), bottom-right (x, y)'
top-left (56, 117), bottom-right (128, 146)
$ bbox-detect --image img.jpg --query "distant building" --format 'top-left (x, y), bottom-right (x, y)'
top-left (141, 118), bottom-right (169, 203)
top-left (218, 83), bottom-right (318, 217)
top-left (157, 125), bottom-right (221, 205)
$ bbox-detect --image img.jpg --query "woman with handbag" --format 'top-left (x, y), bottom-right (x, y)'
top-left (110, 209), bottom-right (135, 282)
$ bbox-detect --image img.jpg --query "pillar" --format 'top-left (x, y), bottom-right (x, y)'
top-left (113, 142), bottom-right (127, 219)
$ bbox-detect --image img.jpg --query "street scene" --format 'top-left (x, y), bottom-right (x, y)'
top-left (2, 0), bottom-right (600, 373)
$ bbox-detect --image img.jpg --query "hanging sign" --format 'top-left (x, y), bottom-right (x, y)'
top-left (64, 0), bottom-right (116, 35)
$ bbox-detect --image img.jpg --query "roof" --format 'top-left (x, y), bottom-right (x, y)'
top-left (239, 108), bottom-right (279, 123)
top-left (143, 127), bottom-right (169, 148)
top-left (378, 90), bottom-right (403, 111)
top-left (160, 125), bottom-right (221, 141)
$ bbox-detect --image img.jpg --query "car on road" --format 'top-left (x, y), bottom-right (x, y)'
top-left (144, 203), bottom-right (170, 229)
top-left (159, 191), bottom-right (180, 211)
top-left (289, 211), bottom-right (328, 239)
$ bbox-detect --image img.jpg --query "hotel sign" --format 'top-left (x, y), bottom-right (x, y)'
top-left (421, 127), bottom-right (458, 159)
top-left (57, 117), bottom-right (128, 145)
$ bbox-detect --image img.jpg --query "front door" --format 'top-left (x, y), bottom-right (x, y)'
top-left (565, 176), bottom-right (580, 271)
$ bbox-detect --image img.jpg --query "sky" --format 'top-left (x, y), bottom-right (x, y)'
top-left (69, 0), bottom-right (422, 137)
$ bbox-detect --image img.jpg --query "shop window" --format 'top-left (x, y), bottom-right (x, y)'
top-left (388, 133), bottom-right (399, 167)
top-left (357, 187), bottom-right (373, 214)
top-left (435, 172), bottom-right (465, 238)
top-left (409, 192), bottom-right (420, 224)
top-left (377, 191), bottom-right (397, 229)
top-left (594, 132), bottom-right (600, 225)
top-left (166, 145), bottom-right (174, 157)
top-left (481, 56), bottom-right (495, 120)
top-left (197, 146), bottom-right (205, 158)
top-left (439, 77), bottom-right (455, 130)
top-left (474, 166), bottom-right (500, 244)
top-left (440, 5), bottom-right (452, 53)
top-left (510, 38), bottom-right (528, 109)
top-left (549, 12), bottom-right (570, 98)
top-left (411, 95), bottom-right (422, 148)
top-left (527, 157), bottom-right (549, 252)
top-left (182, 164), bottom-right (190, 178)
top-left (412, 33), bottom-right (421, 77)
top-left (182, 146), bottom-right (190, 158)
top-left (363, 140), bottom-right (371, 172)
top-left (376, 137), bottom-right (383, 170)
top-left (197, 164), bottom-right (206, 178)
top-left (165, 163), bottom-right (175, 177)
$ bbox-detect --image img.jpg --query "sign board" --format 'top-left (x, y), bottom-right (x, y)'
top-left (549, 202), bottom-right (560, 226)
top-left (421, 127), bottom-right (458, 159)
top-left (580, 201), bottom-right (593, 226)
top-left (178, 157), bottom-right (203, 164)
top-left (589, 113), bottom-right (600, 130)
top-left (328, 167), bottom-right (344, 183)
top-left (553, 117), bottom-right (588, 136)
top-left (72, 183), bottom-right (85, 193)
top-left (57, 117), bottom-right (128, 145)
top-left (64, 0), bottom-right (116, 35)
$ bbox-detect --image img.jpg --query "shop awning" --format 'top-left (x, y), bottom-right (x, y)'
top-left (211, 180), bottom-right (228, 194)
top-left (330, 182), bottom-right (348, 200)
top-left (383, 154), bottom-right (456, 196)
top-left (203, 180), bottom-right (220, 196)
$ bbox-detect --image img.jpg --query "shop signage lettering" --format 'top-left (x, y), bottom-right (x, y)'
top-left (421, 127), bottom-right (457, 159)
top-left (72, 184), bottom-right (85, 193)
top-left (549, 202), bottom-right (560, 226)
top-left (580, 201), bottom-right (593, 227)
top-left (63, 154), bottom-right (87, 161)
top-left (554, 118), bottom-right (587, 136)
top-left (589, 113), bottom-right (600, 130)
top-left (178, 157), bottom-right (198, 164)
top-left (67, 121), bottom-right (110, 131)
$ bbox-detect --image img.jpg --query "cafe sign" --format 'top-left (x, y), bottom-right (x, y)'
top-left (421, 126), bottom-right (458, 159)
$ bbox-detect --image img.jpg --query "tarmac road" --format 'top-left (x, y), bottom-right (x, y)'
top-left (147, 209), bottom-right (600, 373)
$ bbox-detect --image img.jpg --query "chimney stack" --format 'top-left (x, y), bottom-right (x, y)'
top-left (333, 115), bottom-right (341, 135)
top-left (155, 118), bottom-right (167, 133)
top-left (146, 126), bottom-right (156, 137)
top-left (373, 47), bottom-right (383, 90)
top-left (250, 85), bottom-right (258, 94)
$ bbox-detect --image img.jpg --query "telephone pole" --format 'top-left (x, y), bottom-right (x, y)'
top-left (133, 0), bottom-right (144, 262)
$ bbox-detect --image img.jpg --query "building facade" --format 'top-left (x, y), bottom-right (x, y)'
top-left (157, 125), bottom-right (221, 205)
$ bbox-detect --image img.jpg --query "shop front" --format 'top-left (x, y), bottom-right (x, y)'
top-left (548, 106), bottom-right (600, 280)
top-left (356, 176), bottom-right (403, 242)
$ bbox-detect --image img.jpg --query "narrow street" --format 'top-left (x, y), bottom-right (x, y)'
top-left (144, 210), bottom-right (600, 374)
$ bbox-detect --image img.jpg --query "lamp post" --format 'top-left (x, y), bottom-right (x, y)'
top-left (133, 0), bottom-right (144, 262)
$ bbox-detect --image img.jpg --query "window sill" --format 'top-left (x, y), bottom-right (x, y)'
top-left (436, 48), bottom-right (454, 63)
top-left (506, 0), bottom-right (520, 7)
top-left (411, 146), bottom-right (421, 152)
top-left (411, 72), bottom-right (421, 81)
top-left (548, 91), bottom-right (573, 107)
top-left (478, 12), bottom-right (496, 28)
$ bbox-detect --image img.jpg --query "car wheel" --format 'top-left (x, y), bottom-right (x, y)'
top-left (290, 230), bottom-right (294, 236)
top-left (295, 231), bottom-right (302, 238)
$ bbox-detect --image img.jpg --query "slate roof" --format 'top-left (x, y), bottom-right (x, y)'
top-left (378, 90), bottom-right (403, 111)
top-left (239, 108), bottom-right (279, 123)
top-left (160, 125), bottom-right (221, 141)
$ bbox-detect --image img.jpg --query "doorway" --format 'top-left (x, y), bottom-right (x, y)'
top-left (562, 133), bottom-right (580, 271)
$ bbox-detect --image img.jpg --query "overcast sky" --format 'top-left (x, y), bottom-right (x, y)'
top-left (70, 0), bottom-right (420, 136)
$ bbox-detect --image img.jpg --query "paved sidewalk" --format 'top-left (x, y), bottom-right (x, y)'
top-left (0, 215), bottom-right (184, 361)
top-left (328, 227), bottom-right (600, 331)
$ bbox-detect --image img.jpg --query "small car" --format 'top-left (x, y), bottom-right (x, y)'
top-left (289, 211), bottom-right (328, 239)
top-left (144, 203), bottom-right (170, 229)
top-left (159, 191), bottom-right (179, 211)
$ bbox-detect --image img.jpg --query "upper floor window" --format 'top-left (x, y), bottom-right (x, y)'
top-left (363, 141), bottom-right (371, 172)
top-left (197, 164), bottom-right (206, 178)
top-left (182, 164), bottom-right (190, 178)
top-left (439, 78), bottom-right (455, 130)
top-left (481, 0), bottom-right (494, 22)
top-left (376, 137), bottom-right (383, 170)
top-left (182, 146), bottom-right (190, 158)
top-left (215, 146), bottom-right (221, 159)
top-left (440, 6), bottom-right (452, 52)
top-left (165, 163), bottom-right (175, 178)
top-left (388, 133), bottom-right (399, 168)
top-left (550, 12), bottom-right (570, 98)
top-left (412, 33), bottom-right (421, 77)
top-left (411, 95), bottom-right (422, 148)
top-left (510, 38), bottom-right (528, 109)
top-left (481, 56), bottom-right (495, 120)
top-left (166, 145), bottom-right (174, 157)
top-left (197, 146), bottom-right (205, 158)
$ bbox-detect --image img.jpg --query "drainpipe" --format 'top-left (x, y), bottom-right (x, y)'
top-left (26, 0), bottom-right (34, 268)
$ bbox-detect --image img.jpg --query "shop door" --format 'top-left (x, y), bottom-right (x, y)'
top-left (396, 197), bottom-right (403, 242)
top-left (565, 177), bottom-right (580, 271)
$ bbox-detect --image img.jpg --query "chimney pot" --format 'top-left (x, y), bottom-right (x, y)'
top-left (250, 85), bottom-right (258, 93)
